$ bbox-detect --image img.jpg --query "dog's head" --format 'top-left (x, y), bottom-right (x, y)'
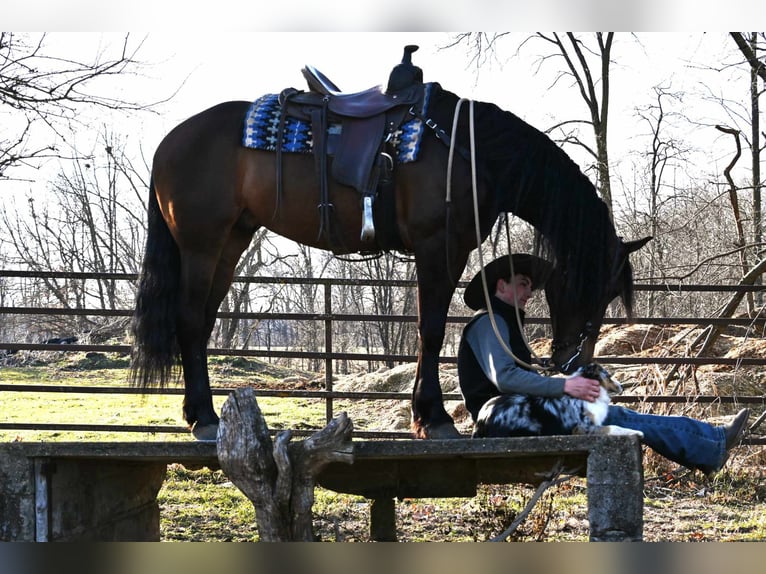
top-left (575, 363), bottom-right (623, 395)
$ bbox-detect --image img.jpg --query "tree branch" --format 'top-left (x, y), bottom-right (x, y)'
top-left (730, 32), bottom-right (766, 83)
top-left (489, 461), bottom-right (578, 542)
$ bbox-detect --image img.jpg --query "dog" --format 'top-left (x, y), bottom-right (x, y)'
top-left (473, 363), bottom-right (644, 439)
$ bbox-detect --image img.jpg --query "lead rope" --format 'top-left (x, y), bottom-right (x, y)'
top-left (445, 98), bottom-right (548, 372)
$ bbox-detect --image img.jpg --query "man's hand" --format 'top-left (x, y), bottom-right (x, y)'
top-left (563, 376), bottom-right (601, 402)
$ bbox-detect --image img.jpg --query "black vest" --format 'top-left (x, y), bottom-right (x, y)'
top-left (458, 296), bottom-right (532, 421)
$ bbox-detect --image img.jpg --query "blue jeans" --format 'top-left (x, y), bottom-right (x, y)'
top-left (605, 405), bottom-right (726, 473)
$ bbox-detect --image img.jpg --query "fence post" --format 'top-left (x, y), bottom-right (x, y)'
top-left (324, 282), bottom-right (333, 424)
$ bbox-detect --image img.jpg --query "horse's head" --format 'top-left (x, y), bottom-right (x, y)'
top-left (545, 236), bottom-right (651, 374)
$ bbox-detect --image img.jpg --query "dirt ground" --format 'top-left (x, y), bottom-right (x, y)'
top-left (160, 457), bottom-right (766, 542)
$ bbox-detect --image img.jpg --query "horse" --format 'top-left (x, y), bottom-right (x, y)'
top-left (130, 52), bottom-right (650, 441)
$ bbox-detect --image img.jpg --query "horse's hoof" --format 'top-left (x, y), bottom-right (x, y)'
top-left (425, 423), bottom-right (462, 440)
top-left (191, 422), bottom-right (219, 442)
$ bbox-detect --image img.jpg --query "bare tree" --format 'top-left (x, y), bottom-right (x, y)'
top-left (324, 256), bottom-right (368, 374)
top-left (529, 32), bottom-right (616, 218)
top-left (0, 32), bottom-right (153, 181)
top-left (445, 33), bottom-right (618, 219)
top-left (729, 32), bottom-right (765, 303)
top-left (358, 255), bottom-right (418, 369)
top-left (629, 87), bottom-right (689, 316)
top-left (0, 132), bottom-right (147, 341)
top-left (730, 32), bottom-right (766, 83)
top-left (441, 32), bottom-right (511, 77)
top-left (213, 230), bottom-right (273, 350)
top-left (698, 35), bottom-right (763, 257)
top-left (270, 245), bottom-right (333, 372)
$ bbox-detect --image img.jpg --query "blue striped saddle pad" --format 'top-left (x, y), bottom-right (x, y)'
top-left (242, 83), bottom-right (433, 164)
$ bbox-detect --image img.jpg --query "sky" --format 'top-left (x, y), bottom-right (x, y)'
top-left (0, 30), bottom-right (755, 224)
top-left (25, 32), bottom-right (731, 154)
top-left (138, 32), bottom-right (702, 119)
top-left (20, 32), bottom-right (743, 183)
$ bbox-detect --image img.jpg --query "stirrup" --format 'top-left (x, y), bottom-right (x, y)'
top-left (360, 195), bottom-right (375, 241)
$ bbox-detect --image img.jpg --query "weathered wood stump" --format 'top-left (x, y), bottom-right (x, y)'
top-left (217, 387), bottom-right (354, 541)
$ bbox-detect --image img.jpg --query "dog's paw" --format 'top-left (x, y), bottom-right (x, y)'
top-left (604, 425), bottom-right (644, 438)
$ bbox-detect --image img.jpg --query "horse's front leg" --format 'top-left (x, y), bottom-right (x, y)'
top-left (411, 315), bottom-right (460, 438)
top-left (411, 251), bottom-right (468, 439)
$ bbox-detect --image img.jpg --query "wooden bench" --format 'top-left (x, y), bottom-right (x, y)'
top-left (0, 435), bottom-right (643, 542)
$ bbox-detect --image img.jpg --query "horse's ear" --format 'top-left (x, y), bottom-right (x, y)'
top-left (623, 236), bottom-right (652, 256)
top-left (617, 236), bottom-right (650, 320)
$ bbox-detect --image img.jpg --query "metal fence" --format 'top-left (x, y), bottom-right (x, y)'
top-left (1, 270), bottom-right (765, 442)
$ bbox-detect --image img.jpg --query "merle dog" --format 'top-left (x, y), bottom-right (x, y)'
top-left (473, 363), bottom-right (644, 439)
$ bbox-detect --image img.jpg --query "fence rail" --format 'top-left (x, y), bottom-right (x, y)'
top-left (2, 270), bottom-right (765, 441)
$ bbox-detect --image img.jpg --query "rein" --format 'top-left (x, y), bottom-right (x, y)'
top-left (443, 98), bottom-right (551, 373)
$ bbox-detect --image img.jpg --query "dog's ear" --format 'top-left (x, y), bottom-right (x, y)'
top-left (595, 364), bottom-right (610, 380)
top-left (579, 362), bottom-right (603, 380)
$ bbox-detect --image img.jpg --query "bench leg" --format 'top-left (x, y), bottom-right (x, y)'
top-left (586, 438), bottom-right (644, 541)
top-left (43, 459), bottom-right (166, 541)
top-left (369, 498), bottom-right (396, 541)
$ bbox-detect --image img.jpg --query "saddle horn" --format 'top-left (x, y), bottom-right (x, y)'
top-left (386, 45), bottom-right (423, 94)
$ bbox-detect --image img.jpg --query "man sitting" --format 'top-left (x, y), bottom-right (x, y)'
top-left (457, 253), bottom-right (749, 475)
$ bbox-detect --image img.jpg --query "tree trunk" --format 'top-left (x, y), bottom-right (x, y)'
top-left (748, 33), bottom-right (762, 306)
top-left (217, 388), bottom-right (354, 541)
top-left (715, 125), bottom-right (753, 314)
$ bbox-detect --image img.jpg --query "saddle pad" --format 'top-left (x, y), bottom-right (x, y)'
top-left (241, 83), bottom-right (433, 163)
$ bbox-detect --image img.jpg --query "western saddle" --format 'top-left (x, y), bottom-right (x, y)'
top-left (276, 45), bottom-right (425, 247)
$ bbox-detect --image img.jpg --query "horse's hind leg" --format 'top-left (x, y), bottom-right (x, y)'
top-left (176, 252), bottom-right (220, 440)
top-left (179, 223), bottom-right (258, 441)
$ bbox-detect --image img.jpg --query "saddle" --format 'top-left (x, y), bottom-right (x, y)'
top-left (275, 45), bottom-right (424, 246)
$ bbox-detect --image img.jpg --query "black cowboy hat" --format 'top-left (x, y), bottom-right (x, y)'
top-left (463, 254), bottom-right (553, 311)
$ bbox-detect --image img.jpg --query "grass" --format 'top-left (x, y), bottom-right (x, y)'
top-left (639, 470), bottom-right (766, 541)
top-left (0, 354), bottom-right (328, 442)
top-left (159, 465), bottom-right (259, 542)
top-left (3, 352), bottom-right (766, 541)
top-left (156, 466), bottom-right (766, 542)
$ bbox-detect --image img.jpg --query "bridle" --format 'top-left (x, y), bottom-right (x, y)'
top-left (549, 247), bottom-right (624, 373)
top-left (552, 247), bottom-right (626, 373)
top-left (551, 321), bottom-right (599, 373)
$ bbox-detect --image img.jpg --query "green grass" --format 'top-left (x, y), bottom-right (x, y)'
top-left (159, 465), bottom-right (259, 542)
top-left (0, 357), bottom-right (328, 442)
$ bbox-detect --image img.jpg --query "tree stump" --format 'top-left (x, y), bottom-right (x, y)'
top-left (217, 387), bottom-right (354, 541)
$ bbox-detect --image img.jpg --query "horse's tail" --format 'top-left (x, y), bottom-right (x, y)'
top-left (130, 177), bottom-right (180, 389)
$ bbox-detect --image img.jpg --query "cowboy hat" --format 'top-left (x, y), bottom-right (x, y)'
top-left (463, 254), bottom-right (552, 310)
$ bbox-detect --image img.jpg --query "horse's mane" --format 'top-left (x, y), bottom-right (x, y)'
top-left (432, 85), bottom-right (623, 310)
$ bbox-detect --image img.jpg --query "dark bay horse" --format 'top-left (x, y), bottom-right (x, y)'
top-left (130, 74), bottom-right (649, 441)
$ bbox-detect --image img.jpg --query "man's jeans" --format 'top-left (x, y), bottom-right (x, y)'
top-left (605, 405), bottom-right (726, 473)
